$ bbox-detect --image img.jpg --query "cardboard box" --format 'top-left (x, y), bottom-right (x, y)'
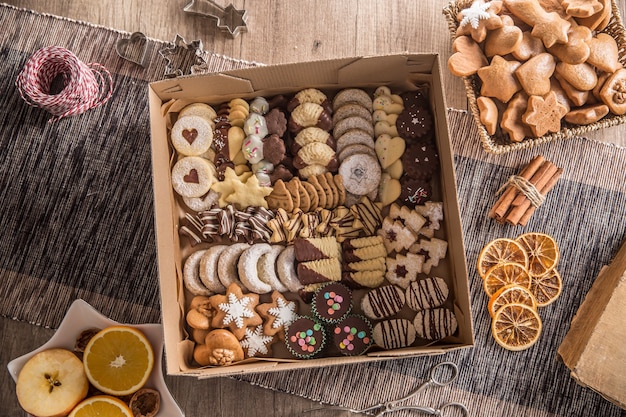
top-left (148, 54), bottom-right (473, 377)
top-left (558, 239), bottom-right (626, 410)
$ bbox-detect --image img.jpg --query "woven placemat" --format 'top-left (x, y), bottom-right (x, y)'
top-left (1, 4), bottom-right (625, 416)
top-left (0, 3), bottom-right (256, 327)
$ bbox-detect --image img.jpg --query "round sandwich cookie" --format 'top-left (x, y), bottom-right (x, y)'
top-left (171, 115), bottom-right (214, 156)
top-left (398, 178), bottom-right (432, 208)
top-left (339, 153), bottom-right (381, 196)
top-left (413, 307), bottom-right (458, 341)
top-left (396, 105), bottom-right (433, 141)
top-left (332, 315), bottom-right (373, 356)
top-left (171, 156), bottom-right (217, 198)
top-left (401, 142), bottom-right (439, 181)
top-left (285, 316), bottom-right (327, 359)
top-left (312, 282), bottom-right (353, 323)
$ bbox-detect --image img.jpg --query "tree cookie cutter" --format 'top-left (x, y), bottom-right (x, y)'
top-left (158, 34), bottom-right (208, 78)
top-left (183, 0), bottom-right (248, 38)
top-left (116, 32), bottom-right (149, 67)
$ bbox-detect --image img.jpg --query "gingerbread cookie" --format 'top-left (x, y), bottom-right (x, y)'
top-left (209, 283), bottom-right (263, 340)
top-left (257, 291), bottom-right (298, 338)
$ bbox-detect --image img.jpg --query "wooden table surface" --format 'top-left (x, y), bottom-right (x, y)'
top-left (3, 1), bottom-right (626, 416)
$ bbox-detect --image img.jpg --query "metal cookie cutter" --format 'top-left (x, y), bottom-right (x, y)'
top-left (183, 0), bottom-right (248, 38)
top-left (116, 32), bottom-right (149, 67)
top-left (158, 34), bottom-right (207, 78)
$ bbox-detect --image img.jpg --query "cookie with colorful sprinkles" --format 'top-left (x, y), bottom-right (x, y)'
top-left (285, 316), bottom-right (327, 359)
top-left (312, 282), bottom-right (353, 323)
top-left (332, 315), bottom-right (373, 356)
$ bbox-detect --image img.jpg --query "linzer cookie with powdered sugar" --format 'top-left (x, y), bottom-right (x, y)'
top-left (361, 285), bottom-right (406, 320)
top-left (405, 277), bottom-right (449, 312)
top-left (413, 308), bottom-right (458, 341)
top-left (372, 318), bottom-right (416, 350)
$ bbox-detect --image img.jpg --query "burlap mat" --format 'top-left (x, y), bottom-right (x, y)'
top-left (1, 4), bottom-right (625, 416)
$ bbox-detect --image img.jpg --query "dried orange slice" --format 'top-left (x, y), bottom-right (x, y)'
top-left (477, 238), bottom-right (529, 279)
top-left (82, 326), bottom-right (154, 396)
top-left (515, 232), bottom-right (559, 277)
top-left (491, 303), bottom-right (542, 351)
top-left (529, 268), bottom-right (562, 307)
top-left (69, 395), bottom-right (133, 417)
top-left (482, 262), bottom-right (532, 297)
top-left (487, 284), bottom-right (537, 317)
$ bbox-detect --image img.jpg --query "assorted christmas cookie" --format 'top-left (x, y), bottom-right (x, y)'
top-left (312, 282), bottom-right (353, 323)
top-left (332, 315), bottom-right (373, 356)
top-left (285, 316), bottom-right (327, 359)
top-left (172, 87), bottom-right (458, 364)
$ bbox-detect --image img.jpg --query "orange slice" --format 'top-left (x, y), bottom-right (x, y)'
top-left (482, 262), bottom-right (532, 297)
top-left (487, 284), bottom-right (538, 317)
top-left (530, 268), bottom-right (562, 307)
top-left (69, 395), bottom-right (133, 417)
top-left (82, 325), bottom-right (154, 396)
top-left (491, 303), bottom-right (542, 351)
top-left (477, 238), bottom-right (529, 279)
top-left (515, 232), bottom-right (559, 277)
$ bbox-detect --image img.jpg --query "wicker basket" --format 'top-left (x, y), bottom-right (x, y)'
top-left (442, 0), bottom-right (626, 154)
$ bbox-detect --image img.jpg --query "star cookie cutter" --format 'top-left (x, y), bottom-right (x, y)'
top-left (183, 0), bottom-right (248, 38)
top-left (158, 34), bottom-right (208, 78)
top-left (116, 32), bottom-right (149, 67)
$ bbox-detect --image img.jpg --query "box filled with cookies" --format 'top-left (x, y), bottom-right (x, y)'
top-left (443, 0), bottom-right (626, 154)
top-left (148, 54), bottom-right (473, 377)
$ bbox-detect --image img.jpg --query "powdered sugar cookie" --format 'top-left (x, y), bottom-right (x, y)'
top-left (199, 245), bottom-right (228, 293)
top-left (385, 252), bottom-right (424, 288)
top-left (277, 245), bottom-right (303, 292)
top-left (339, 153), bottom-right (381, 196)
top-left (217, 243), bottom-right (250, 289)
top-left (258, 245), bottom-right (288, 292)
top-left (171, 115), bottom-right (214, 156)
top-left (183, 250), bottom-right (211, 296)
top-left (238, 243), bottom-right (273, 294)
top-left (171, 156), bottom-right (217, 198)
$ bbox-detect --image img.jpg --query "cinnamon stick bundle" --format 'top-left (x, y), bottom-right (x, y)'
top-left (488, 155), bottom-right (563, 227)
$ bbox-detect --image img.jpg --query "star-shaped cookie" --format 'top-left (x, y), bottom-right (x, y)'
top-left (522, 91), bottom-right (568, 137)
top-left (209, 283), bottom-right (262, 340)
top-left (225, 173), bottom-right (273, 209)
top-left (477, 55), bottom-right (522, 103)
top-left (456, 0), bottom-right (504, 43)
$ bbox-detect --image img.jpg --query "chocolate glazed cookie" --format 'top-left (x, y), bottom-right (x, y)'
top-left (401, 142), bottom-right (439, 181)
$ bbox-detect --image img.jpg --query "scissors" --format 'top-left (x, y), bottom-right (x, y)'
top-left (307, 362), bottom-right (469, 417)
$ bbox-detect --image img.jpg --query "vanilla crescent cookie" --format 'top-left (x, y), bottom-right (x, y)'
top-left (171, 115), bottom-right (214, 156)
top-left (183, 250), bottom-right (212, 296)
top-left (276, 245), bottom-right (303, 292)
top-left (217, 243), bottom-right (250, 290)
top-left (171, 156), bottom-right (217, 198)
top-left (238, 243), bottom-right (273, 294)
top-left (258, 245), bottom-right (288, 292)
top-left (199, 245), bottom-right (228, 293)
top-left (339, 153), bottom-right (381, 196)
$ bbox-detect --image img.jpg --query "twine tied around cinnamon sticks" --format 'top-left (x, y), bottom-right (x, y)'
top-left (488, 155), bottom-right (563, 227)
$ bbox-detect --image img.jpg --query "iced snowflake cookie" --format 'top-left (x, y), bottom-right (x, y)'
top-left (257, 291), bottom-right (298, 338)
top-left (209, 283), bottom-right (263, 340)
top-left (240, 325), bottom-right (276, 358)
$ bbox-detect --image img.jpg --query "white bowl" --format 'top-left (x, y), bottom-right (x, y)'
top-left (7, 298), bottom-right (184, 417)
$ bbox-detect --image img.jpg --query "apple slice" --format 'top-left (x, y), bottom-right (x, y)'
top-left (16, 348), bottom-right (88, 417)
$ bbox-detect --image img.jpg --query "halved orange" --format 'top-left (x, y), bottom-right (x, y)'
top-left (530, 268), bottom-right (562, 307)
top-left (82, 325), bottom-right (154, 396)
top-left (487, 284), bottom-right (538, 317)
top-left (69, 395), bottom-right (133, 417)
top-left (515, 232), bottom-right (559, 277)
top-left (482, 262), bottom-right (532, 297)
top-left (477, 238), bottom-right (529, 279)
top-left (491, 303), bottom-right (542, 351)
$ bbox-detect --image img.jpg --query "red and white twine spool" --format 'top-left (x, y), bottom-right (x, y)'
top-left (15, 46), bottom-right (113, 122)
